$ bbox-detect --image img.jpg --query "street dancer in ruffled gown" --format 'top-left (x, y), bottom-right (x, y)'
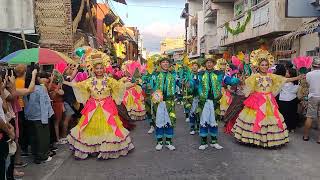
top-left (122, 60), bottom-right (146, 121)
top-left (63, 50), bottom-right (134, 159)
top-left (232, 58), bottom-right (303, 148)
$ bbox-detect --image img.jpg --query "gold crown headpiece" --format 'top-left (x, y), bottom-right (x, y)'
top-left (250, 49), bottom-right (274, 66)
top-left (214, 58), bottom-right (228, 70)
top-left (85, 49), bottom-right (111, 71)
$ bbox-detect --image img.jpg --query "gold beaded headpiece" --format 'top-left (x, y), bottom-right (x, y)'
top-left (250, 49), bottom-right (274, 66)
top-left (85, 49), bottom-right (111, 72)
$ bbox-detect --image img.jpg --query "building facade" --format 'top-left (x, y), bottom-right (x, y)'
top-left (160, 36), bottom-right (185, 55)
top-left (182, 0), bottom-right (308, 60)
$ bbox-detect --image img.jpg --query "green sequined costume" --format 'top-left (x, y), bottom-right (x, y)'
top-left (152, 71), bottom-right (177, 143)
top-left (142, 73), bottom-right (155, 127)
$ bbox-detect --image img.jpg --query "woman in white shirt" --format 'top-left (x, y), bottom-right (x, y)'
top-left (278, 68), bottom-right (299, 132)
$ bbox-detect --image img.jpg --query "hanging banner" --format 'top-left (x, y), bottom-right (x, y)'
top-left (0, 0), bottom-right (35, 34)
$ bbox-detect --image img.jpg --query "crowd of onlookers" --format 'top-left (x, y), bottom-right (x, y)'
top-left (274, 58), bottom-right (320, 143)
top-left (0, 64), bottom-right (80, 180)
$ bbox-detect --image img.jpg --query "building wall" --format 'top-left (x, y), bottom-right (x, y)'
top-left (187, 0), bottom-right (203, 56)
top-left (218, 0), bottom-right (303, 47)
top-left (160, 37), bottom-right (185, 54)
top-left (35, 0), bottom-right (73, 54)
top-left (216, 3), bottom-right (234, 27)
top-left (188, 0), bottom-right (203, 18)
top-left (187, 0), bottom-right (202, 40)
top-left (197, 10), bottom-right (204, 54)
top-left (297, 33), bottom-right (318, 57)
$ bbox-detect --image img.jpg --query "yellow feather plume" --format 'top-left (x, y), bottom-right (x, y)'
top-left (146, 58), bottom-right (154, 74)
top-left (237, 51), bottom-right (245, 61)
top-left (182, 54), bottom-right (190, 66)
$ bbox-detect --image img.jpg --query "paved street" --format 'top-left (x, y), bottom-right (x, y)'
top-left (22, 106), bottom-right (320, 180)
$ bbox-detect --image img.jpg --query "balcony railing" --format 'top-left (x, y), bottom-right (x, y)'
top-left (204, 0), bottom-right (218, 23)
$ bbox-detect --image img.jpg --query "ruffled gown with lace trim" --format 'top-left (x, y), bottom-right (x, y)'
top-left (122, 85), bottom-right (146, 121)
top-left (232, 74), bottom-right (289, 148)
top-left (67, 77), bottom-right (134, 159)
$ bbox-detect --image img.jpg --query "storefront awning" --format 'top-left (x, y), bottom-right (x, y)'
top-left (273, 18), bottom-right (320, 49)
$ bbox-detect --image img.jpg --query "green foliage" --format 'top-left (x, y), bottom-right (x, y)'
top-left (225, 10), bottom-right (251, 36)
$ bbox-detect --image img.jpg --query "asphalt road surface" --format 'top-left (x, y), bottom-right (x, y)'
top-left (22, 106), bottom-right (320, 180)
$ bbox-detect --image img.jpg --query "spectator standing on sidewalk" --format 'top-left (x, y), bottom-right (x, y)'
top-left (24, 68), bottom-right (54, 164)
top-left (303, 57), bottom-right (320, 143)
top-left (48, 73), bottom-right (64, 144)
top-left (61, 65), bottom-right (78, 143)
top-left (13, 65), bottom-right (29, 167)
top-left (278, 68), bottom-right (299, 132)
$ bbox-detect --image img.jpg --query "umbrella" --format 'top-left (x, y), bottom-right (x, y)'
top-left (0, 48), bottom-right (76, 65)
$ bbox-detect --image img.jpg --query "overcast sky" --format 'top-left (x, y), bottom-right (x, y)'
top-left (102, 0), bottom-right (185, 53)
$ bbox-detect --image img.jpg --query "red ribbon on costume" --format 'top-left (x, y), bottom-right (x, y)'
top-left (243, 92), bottom-right (283, 133)
top-left (79, 97), bottom-right (124, 139)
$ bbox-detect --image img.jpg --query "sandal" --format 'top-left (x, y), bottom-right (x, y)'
top-left (14, 169), bottom-right (24, 178)
top-left (303, 136), bottom-right (310, 141)
top-left (14, 162), bottom-right (28, 168)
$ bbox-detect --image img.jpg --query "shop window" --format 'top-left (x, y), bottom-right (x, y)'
top-left (234, 0), bottom-right (245, 16)
top-left (252, 3), bottom-right (269, 28)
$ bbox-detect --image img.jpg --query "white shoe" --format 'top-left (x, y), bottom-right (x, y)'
top-left (148, 126), bottom-right (155, 134)
top-left (210, 143), bottom-right (223, 150)
top-left (185, 118), bottom-right (190, 122)
top-left (155, 143), bottom-right (163, 151)
top-left (190, 130), bottom-right (195, 135)
top-left (165, 144), bottom-right (176, 151)
top-left (198, 144), bottom-right (208, 150)
top-left (45, 156), bottom-right (53, 162)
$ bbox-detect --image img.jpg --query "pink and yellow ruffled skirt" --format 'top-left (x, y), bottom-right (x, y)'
top-left (123, 85), bottom-right (146, 121)
top-left (68, 98), bottom-right (134, 160)
top-left (220, 89), bottom-right (232, 116)
top-left (232, 93), bottom-right (289, 148)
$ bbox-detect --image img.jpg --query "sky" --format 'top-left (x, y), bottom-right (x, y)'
top-left (100, 0), bottom-right (185, 53)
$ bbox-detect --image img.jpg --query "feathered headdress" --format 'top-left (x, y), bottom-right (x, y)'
top-left (146, 58), bottom-right (155, 74)
top-left (182, 54), bottom-right (190, 66)
top-left (231, 56), bottom-right (242, 68)
top-left (122, 60), bottom-right (146, 78)
top-left (236, 51), bottom-right (245, 61)
top-left (293, 56), bottom-right (313, 74)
